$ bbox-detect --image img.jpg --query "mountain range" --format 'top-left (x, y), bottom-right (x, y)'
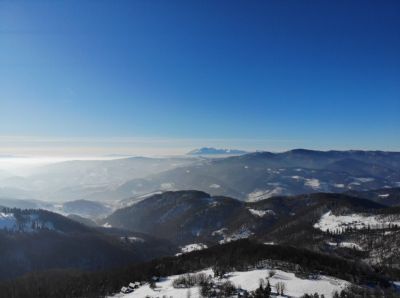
top-left (111, 149), bottom-right (400, 202)
top-left (1, 149), bottom-right (400, 205)
top-left (4, 187), bottom-right (400, 281)
top-left (0, 156), bottom-right (198, 201)
top-left (102, 188), bottom-right (400, 270)
top-left (2, 188), bottom-right (400, 297)
top-left (187, 147), bottom-right (248, 156)
top-left (1, 149), bottom-right (400, 288)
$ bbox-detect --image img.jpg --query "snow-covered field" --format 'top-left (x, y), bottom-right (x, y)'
top-left (176, 243), bottom-right (208, 256)
top-left (327, 241), bottom-right (364, 251)
top-left (304, 178), bottom-right (321, 190)
top-left (314, 211), bottom-right (400, 233)
top-left (111, 268), bottom-right (349, 298)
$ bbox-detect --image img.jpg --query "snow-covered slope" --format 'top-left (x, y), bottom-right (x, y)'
top-left (103, 191), bottom-right (259, 245)
top-left (0, 208), bottom-right (178, 280)
top-left (176, 243), bottom-right (208, 256)
top-left (0, 211), bottom-right (54, 232)
top-left (112, 268), bottom-right (349, 298)
top-left (248, 208), bottom-right (276, 217)
top-left (314, 211), bottom-right (400, 233)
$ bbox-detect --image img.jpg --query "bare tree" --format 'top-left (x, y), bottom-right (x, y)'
top-left (275, 281), bottom-right (286, 295)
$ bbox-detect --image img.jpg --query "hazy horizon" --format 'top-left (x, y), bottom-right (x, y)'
top-left (1, 135), bottom-right (400, 160)
top-left (2, 143), bottom-right (400, 160)
top-left (0, 145), bottom-right (399, 176)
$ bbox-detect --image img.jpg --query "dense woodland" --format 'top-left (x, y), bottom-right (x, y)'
top-left (0, 239), bottom-right (398, 298)
top-left (0, 208), bottom-right (176, 280)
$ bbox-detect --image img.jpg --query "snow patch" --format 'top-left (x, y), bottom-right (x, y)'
top-left (209, 184), bottom-right (221, 189)
top-left (212, 228), bottom-right (227, 236)
top-left (176, 243), bottom-right (208, 256)
top-left (219, 226), bottom-right (253, 244)
top-left (354, 177), bottom-right (375, 183)
top-left (247, 187), bottom-right (284, 202)
top-left (304, 178), bottom-right (320, 190)
top-left (121, 236), bottom-right (144, 243)
top-left (264, 242), bottom-right (275, 245)
top-left (248, 208), bottom-right (276, 217)
top-left (339, 242), bottom-right (364, 251)
top-left (212, 227), bottom-right (253, 244)
top-left (160, 182), bottom-right (174, 190)
top-left (0, 212), bottom-right (16, 230)
top-left (327, 241), bottom-right (364, 251)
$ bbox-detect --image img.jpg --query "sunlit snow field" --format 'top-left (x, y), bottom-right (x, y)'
top-left (111, 268), bottom-right (349, 298)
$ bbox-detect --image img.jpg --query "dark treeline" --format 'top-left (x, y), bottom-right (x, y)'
top-left (0, 208), bottom-right (177, 281)
top-left (0, 240), bottom-right (398, 298)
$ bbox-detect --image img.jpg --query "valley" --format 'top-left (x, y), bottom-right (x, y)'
top-left (1, 150), bottom-right (400, 297)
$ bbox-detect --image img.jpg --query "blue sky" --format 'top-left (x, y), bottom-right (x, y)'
top-left (0, 0), bottom-right (399, 156)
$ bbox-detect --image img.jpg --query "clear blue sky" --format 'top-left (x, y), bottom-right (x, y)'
top-left (0, 0), bottom-right (399, 155)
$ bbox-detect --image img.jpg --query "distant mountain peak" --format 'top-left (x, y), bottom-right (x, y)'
top-left (187, 147), bottom-right (248, 156)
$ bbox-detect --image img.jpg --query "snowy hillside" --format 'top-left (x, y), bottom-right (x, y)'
top-left (314, 211), bottom-right (400, 233)
top-left (112, 268), bottom-right (349, 298)
top-left (0, 211), bottom-right (54, 232)
top-left (176, 243), bottom-right (208, 256)
top-left (106, 150), bottom-right (400, 201)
